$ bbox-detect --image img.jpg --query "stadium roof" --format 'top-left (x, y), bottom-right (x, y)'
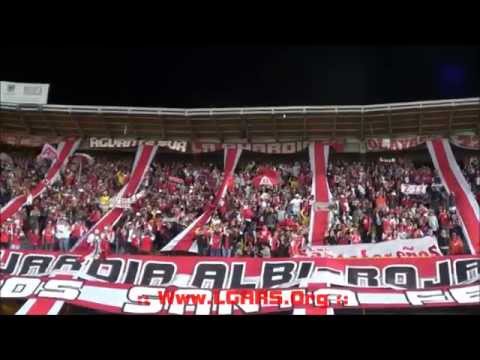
top-left (1, 98), bottom-right (479, 142)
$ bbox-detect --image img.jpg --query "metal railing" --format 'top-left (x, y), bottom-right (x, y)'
top-left (1, 98), bottom-right (479, 117)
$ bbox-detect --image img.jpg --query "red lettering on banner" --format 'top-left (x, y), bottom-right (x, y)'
top-left (191, 142), bottom-right (203, 153)
top-left (282, 143), bottom-right (296, 153)
top-left (428, 245), bottom-right (442, 256)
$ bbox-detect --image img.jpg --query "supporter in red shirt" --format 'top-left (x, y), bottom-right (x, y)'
top-left (209, 227), bottom-right (222, 257)
top-left (0, 224), bottom-right (9, 249)
top-left (438, 208), bottom-right (450, 229)
top-left (449, 233), bottom-right (465, 255)
top-left (289, 232), bottom-right (303, 257)
top-left (42, 221), bottom-right (56, 251)
top-left (27, 228), bottom-right (40, 249)
top-left (375, 193), bottom-right (387, 210)
top-left (241, 205), bottom-right (254, 221)
top-left (70, 220), bottom-right (87, 248)
top-left (351, 230), bottom-right (362, 244)
top-left (11, 228), bottom-right (23, 250)
top-left (257, 225), bottom-right (272, 246)
top-left (139, 231), bottom-right (154, 254)
top-left (413, 226), bottom-right (424, 239)
top-left (270, 229), bottom-right (280, 255)
top-left (87, 207), bottom-right (102, 228)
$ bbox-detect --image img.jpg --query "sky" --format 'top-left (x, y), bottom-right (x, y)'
top-left (1, 46), bottom-right (479, 107)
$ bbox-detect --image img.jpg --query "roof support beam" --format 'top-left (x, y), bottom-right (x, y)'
top-left (418, 110), bottom-right (423, 136)
top-left (360, 111), bottom-right (365, 140)
top-left (303, 115), bottom-right (307, 141)
top-left (448, 110), bottom-right (454, 136)
top-left (242, 117), bottom-right (250, 142)
top-left (187, 117), bottom-right (195, 141)
top-left (214, 117), bottom-right (224, 142)
top-left (333, 114), bottom-right (337, 138)
top-left (388, 113), bottom-right (392, 137)
top-left (477, 111), bottom-right (480, 136)
top-left (160, 117), bottom-right (166, 139)
top-left (273, 115), bottom-right (278, 142)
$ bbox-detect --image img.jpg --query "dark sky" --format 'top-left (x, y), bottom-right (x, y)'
top-left (1, 46), bottom-right (479, 107)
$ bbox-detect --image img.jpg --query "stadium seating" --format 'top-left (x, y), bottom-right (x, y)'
top-left (1, 148), bottom-right (478, 257)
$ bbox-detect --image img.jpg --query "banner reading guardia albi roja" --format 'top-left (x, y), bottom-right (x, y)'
top-left (1, 250), bottom-right (479, 314)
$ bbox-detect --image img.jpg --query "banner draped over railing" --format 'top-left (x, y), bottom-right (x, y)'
top-left (307, 237), bottom-right (441, 258)
top-left (1, 250), bottom-right (478, 315)
top-left (161, 146), bottom-right (243, 253)
top-left (308, 142), bottom-right (331, 246)
top-left (427, 139), bottom-right (480, 255)
top-left (0, 138), bottom-right (80, 225)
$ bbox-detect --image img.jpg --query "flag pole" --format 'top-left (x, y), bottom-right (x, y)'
top-left (78, 158), bottom-right (82, 184)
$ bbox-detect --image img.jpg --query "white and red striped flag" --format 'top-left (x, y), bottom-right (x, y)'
top-left (37, 144), bottom-right (58, 161)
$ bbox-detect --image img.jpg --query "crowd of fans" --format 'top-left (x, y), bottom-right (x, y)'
top-left (325, 157), bottom-right (473, 255)
top-left (462, 156), bottom-right (480, 204)
top-left (1, 148), bottom-right (477, 258)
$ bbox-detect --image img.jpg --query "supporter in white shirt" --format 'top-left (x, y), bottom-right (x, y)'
top-left (260, 192), bottom-right (270, 201)
top-left (56, 219), bottom-right (71, 252)
top-left (292, 163), bottom-right (301, 177)
top-left (289, 194), bottom-right (303, 216)
top-left (357, 184), bottom-right (366, 197)
top-left (428, 211), bottom-right (439, 233)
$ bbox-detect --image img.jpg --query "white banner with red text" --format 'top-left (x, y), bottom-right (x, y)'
top-left (400, 184), bottom-right (428, 195)
top-left (307, 237), bottom-right (441, 259)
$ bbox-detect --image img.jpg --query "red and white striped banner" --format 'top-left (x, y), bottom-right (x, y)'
top-left (427, 139), bottom-right (480, 255)
top-left (18, 144), bottom-right (158, 316)
top-left (308, 142), bottom-right (331, 246)
top-left (0, 138), bottom-right (80, 225)
top-left (3, 250), bottom-right (478, 315)
top-left (161, 146), bottom-right (243, 253)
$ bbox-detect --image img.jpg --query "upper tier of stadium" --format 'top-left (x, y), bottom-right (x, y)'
top-left (1, 97), bottom-right (479, 141)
